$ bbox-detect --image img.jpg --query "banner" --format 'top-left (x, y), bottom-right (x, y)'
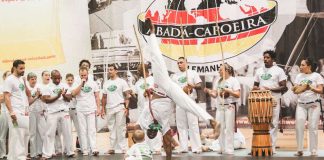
top-left (0, 0), bottom-right (64, 70)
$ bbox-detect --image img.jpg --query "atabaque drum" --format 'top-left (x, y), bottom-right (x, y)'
top-left (248, 90), bottom-right (273, 156)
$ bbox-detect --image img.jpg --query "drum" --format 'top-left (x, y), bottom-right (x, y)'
top-left (248, 90), bottom-right (273, 156)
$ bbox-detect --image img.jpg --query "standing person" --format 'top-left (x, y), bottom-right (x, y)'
top-left (102, 64), bottom-right (131, 154)
top-left (27, 72), bottom-right (43, 158)
top-left (0, 71), bottom-right (11, 159)
top-left (72, 67), bottom-right (101, 156)
top-left (65, 73), bottom-right (82, 152)
top-left (41, 70), bottom-right (75, 159)
top-left (3, 60), bottom-right (32, 160)
top-left (292, 57), bottom-right (324, 156)
top-left (252, 50), bottom-right (287, 153)
top-left (75, 60), bottom-right (94, 83)
top-left (133, 64), bottom-right (162, 154)
top-left (38, 71), bottom-right (51, 157)
top-left (205, 63), bottom-right (241, 155)
top-left (171, 57), bottom-right (203, 153)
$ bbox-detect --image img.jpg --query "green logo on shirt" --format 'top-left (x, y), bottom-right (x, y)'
top-left (178, 76), bottom-right (187, 84)
top-left (82, 86), bottom-right (92, 93)
top-left (53, 88), bottom-right (61, 94)
top-left (140, 83), bottom-right (150, 90)
top-left (301, 79), bottom-right (312, 85)
top-left (19, 84), bottom-right (25, 91)
top-left (107, 85), bottom-right (117, 92)
top-left (261, 73), bottom-right (272, 80)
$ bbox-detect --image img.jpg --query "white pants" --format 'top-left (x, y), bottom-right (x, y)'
top-left (295, 102), bottom-right (321, 153)
top-left (7, 113), bottom-right (29, 160)
top-left (69, 109), bottom-right (81, 148)
top-left (270, 96), bottom-right (281, 152)
top-left (29, 111), bottom-right (46, 157)
top-left (77, 111), bottom-right (97, 154)
top-left (42, 111), bottom-right (73, 158)
top-left (148, 34), bottom-right (213, 124)
top-left (0, 112), bottom-right (8, 158)
top-left (176, 106), bottom-right (202, 152)
top-left (54, 124), bottom-right (63, 153)
top-left (107, 109), bottom-right (127, 152)
top-left (215, 104), bottom-right (235, 154)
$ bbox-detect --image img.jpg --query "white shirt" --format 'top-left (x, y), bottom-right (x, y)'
top-left (172, 69), bottom-right (202, 100)
top-left (294, 72), bottom-right (324, 103)
top-left (74, 80), bottom-right (99, 113)
top-left (27, 84), bottom-right (42, 112)
top-left (38, 83), bottom-right (49, 112)
top-left (213, 76), bottom-right (241, 105)
top-left (3, 75), bottom-right (29, 113)
top-left (126, 142), bottom-right (153, 160)
top-left (42, 82), bottom-right (70, 114)
top-left (67, 83), bottom-right (77, 109)
top-left (254, 65), bottom-right (287, 96)
top-left (134, 76), bottom-right (154, 113)
top-left (102, 77), bottom-right (130, 109)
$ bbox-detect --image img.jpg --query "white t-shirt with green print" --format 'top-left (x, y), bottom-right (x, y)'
top-left (42, 82), bottom-right (70, 114)
top-left (171, 69), bottom-right (202, 100)
top-left (254, 65), bottom-right (287, 97)
top-left (294, 72), bottom-right (324, 103)
top-left (134, 76), bottom-right (154, 113)
top-left (74, 80), bottom-right (99, 113)
top-left (102, 77), bottom-right (130, 109)
top-left (3, 75), bottom-right (29, 114)
top-left (27, 84), bottom-right (42, 112)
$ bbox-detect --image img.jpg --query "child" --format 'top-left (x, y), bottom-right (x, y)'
top-left (125, 130), bottom-right (153, 160)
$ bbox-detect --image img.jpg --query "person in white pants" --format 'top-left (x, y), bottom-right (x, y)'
top-left (41, 70), bottom-right (75, 159)
top-left (26, 72), bottom-right (43, 158)
top-left (205, 63), bottom-right (241, 155)
top-left (102, 64), bottom-right (131, 154)
top-left (0, 71), bottom-right (11, 159)
top-left (171, 57), bottom-right (203, 153)
top-left (37, 71), bottom-right (51, 156)
top-left (65, 73), bottom-right (82, 152)
top-left (72, 67), bottom-right (101, 156)
top-left (252, 50), bottom-right (287, 153)
top-left (3, 60), bottom-right (33, 160)
top-left (133, 64), bottom-right (162, 154)
top-left (292, 57), bottom-right (324, 157)
top-left (133, 20), bottom-right (220, 160)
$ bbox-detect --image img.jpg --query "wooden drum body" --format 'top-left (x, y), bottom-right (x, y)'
top-left (248, 90), bottom-right (273, 156)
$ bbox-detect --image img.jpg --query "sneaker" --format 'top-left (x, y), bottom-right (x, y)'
top-left (67, 154), bottom-right (76, 158)
top-left (92, 151), bottom-right (99, 156)
top-left (83, 152), bottom-right (89, 156)
top-left (294, 151), bottom-right (303, 157)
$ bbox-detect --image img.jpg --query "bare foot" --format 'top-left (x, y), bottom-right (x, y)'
top-left (210, 119), bottom-right (221, 139)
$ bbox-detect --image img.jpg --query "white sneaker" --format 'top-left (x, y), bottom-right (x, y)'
top-left (83, 152), bottom-right (89, 156)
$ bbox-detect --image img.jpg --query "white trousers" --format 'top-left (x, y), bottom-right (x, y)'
top-left (42, 111), bottom-right (73, 158)
top-left (176, 106), bottom-right (202, 152)
top-left (295, 102), bottom-right (321, 153)
top-left (106, 109), bottom-right (127, 152)
top-left (69, 109), bottom-right (81, 148)
top-left (7, 113), bottom-right (29, 160)
top-left (0, 111), bottom-right (9, 158)
top-left (270, 96), bottom-right (281, 152)
top-left (215, 104), bottom-right (235, 154)
top-left (77, 111), bottom-right (97, 153)
top-left (29, 111), bottom-right (46, 157)
top-left (148, 34), bottom-right (213, 124)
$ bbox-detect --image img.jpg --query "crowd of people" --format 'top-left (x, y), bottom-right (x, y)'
top-left (0, 22), bottom-right (323, 160)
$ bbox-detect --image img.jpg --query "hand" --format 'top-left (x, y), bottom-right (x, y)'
top-left (124, 108), bottom-right (129, 117)
top-left (62, 88), bottom-right (67, 96)
top-left (101, 110), bottom-right (106, 119)
top-left (35, 90), bottom-right (41, 98)
top-left (261, 86), bottom-right (270, 91)
top-left (252, 86), bottom-right (260, 91)
top-left (220, 91), bottom-right (230, 98)
top-left (96, 110), bottom-right (101, 117)
top-left (144, 88), bottom-right (153, 97)
top-left (183, 85), bottom-right (193, 94)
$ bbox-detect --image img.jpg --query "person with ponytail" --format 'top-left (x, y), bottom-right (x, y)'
top-left (204, 63), bottom-right (240, 154)
top-left (293, 57), bottom-right (324, 157)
